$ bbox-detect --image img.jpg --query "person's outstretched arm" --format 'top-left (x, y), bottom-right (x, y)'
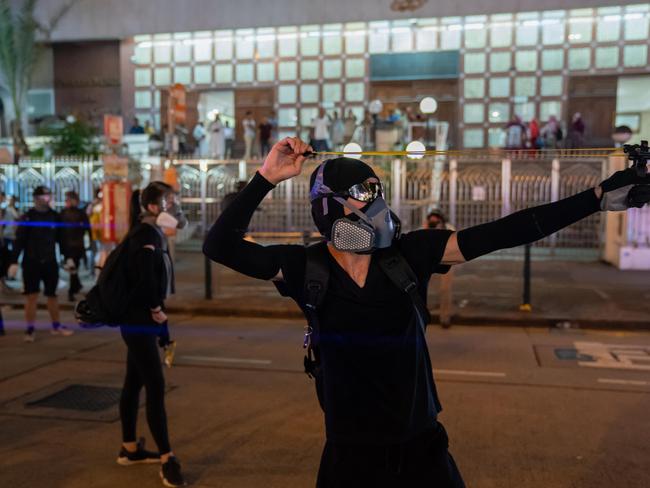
top-left (203, 137), bottom-right (312, 280)
top-left (441, 167), bottom-right (650, 264)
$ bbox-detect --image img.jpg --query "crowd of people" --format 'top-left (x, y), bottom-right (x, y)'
top-left (503, 112), bottom-right (587, 151)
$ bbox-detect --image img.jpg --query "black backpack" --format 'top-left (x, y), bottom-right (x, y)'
top-left (281, 241), bottom-right (432, 409)
top-left (74, 226), bottom-right (143, 327)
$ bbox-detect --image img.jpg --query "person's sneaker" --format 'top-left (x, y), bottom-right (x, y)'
top-left (163, 341), bottom-right (177, 368)
top-left (116, 438), bottom-right (160, 466)
top-left (160, 456), bottom-right (186, 487)
top-left (24, 327), bottom-right (35, 343)
top-left (51, 325), bottom-right (74, 336)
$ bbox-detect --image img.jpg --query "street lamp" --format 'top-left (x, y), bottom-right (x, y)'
top-left (419, 97), bottom-right (437, 149)
top-left (406, 140), bottom-right (426, 159)
top-left (343, 142), bottom-right (363, 159)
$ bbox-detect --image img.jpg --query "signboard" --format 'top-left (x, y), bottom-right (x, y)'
top-left (103, 115), bottom-right (124, 145)
top-left (102, 154), bottom-right (129, 179)
top-left (101, 181), bottom-right (132, 243)
top-left (170, 83), bottom-right (186, 124)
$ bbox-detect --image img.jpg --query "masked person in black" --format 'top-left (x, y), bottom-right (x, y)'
top-left (117, 182), bottom-right (186, 488)
top-left (203, 137), bottom-right (650, 487)
top-left (60, 191), bottom-right (92, 302)
top-left (7, 186), bottom-right (72, 342)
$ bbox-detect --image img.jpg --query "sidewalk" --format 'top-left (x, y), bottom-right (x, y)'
top-left (3, 250), bottom-right (649, 330)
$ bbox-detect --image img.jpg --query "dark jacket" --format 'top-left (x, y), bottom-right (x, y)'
top-left (59, 207), bottom-right (91, 258)
top-left (13, 207), bottom-right (61, 265)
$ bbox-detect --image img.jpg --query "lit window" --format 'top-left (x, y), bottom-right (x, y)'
top-left (568, 10), bottom-right (593, 43)
top-left (323, 83), bottom-right (342, 103)
top-left (595, 47), bottom-right (619, 69)
top-left (516, 12), bottom-right (539, 46)
top-left (489, 77), bottom-right (510, 97)
top-left (540, 101), bottom-right (561, 121)
top-left (193, 38), bottom-right (213, 62)
top-left (515, 50), bottom-right (537, 72)
top-left (235, 29), bottom-right (254, 59)
top-left (300, 60), bottom-right (319, 80)
top-left (346, 59), bottom-right (365, 78)
top-left (301, 107), bottom-right (319, 126)
top-left (256, 28), bottom-right (276, 58)
top-left (416, 19), bottom-right (437, 51)
top-left (323, 24), bottom-right (343, 55)
top-left (278, 26), bottom-right (298, 57)
top-left (345, 82), bottom-right (365, 102)
top-left (568, 48), bottom-right (591, 70)
top-left (542, 49), bottom-right (564, 71)
top-left (135, 91), bottom-right (152, 109)
top-left (300, 25), bottom-right (320, 56)
top-left (463, 128), bottom-right (484, 148)
top-left (278, 108), bottom-right (297, 127)
top-left (464, 16), bottom-right (487, 49)
top-left (624, 9), bottom-right (650, 40)
top-left (391, 20), bottom-right (413, 52)
top-left (541, 13), bottom-right (564, 45)
top-left (194, 65), bottom-right (211, 84)
top-left (464, 103), bottom-right (484, 123)
top-left (257, 62), bottom-right (275, 82)
top-left (235, 64), bottom-right (254, 83)
top-left (514, 102), bottom-right (535, 121)
top-left (300, 84), bottom-right (319, 104)
top-left (623, 44), bottom-right (648, 67)
top-left (490, 14), bottom-right (512, 47)
top-left (369, 21), bottom-right (390, 53)
top-left (464, 53), bottom-right (486, 74)
top-left (540, 75), bottom-right (562, 96)
top-left (134, 45), bottom-right (152, 64)
top-left (174, 66), bottom-right (191, 85)
top-left (490, 52), bottom-right (511, 72)
top-left (278, 85), bottom-right (297, 104)
top-left (154, 68), bottom-right (171, 86)
top-left (515, 76), bottom-right (536, 97)
top-left (440, 17), bottom-right (462, 50)
top-left (135, 69), bottom-right (151, 87)
top-left (323, 59), bottom-right (342, 79)
top-left (464, 78), bottom-right (485, 98)
top-left (488, 102), bottom-right (509, 122)
top-left (278, 61), bottom-right (297, 81)
top-left (174, 42), bottom-right (192, 63)
top-left (596, 8), bottom-right (621, 42)
top-left (215, 31), bottom-right (233, 60)
top-left (488, 128), bottom-right (506, 148)
top-left (154, 44), bottom-right (172, 64)
top-left (215, 64), bottom-right (233, 84)
top-left (345, 23), bottom-right (366, 54)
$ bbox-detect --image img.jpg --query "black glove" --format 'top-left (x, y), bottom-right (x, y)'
top-left (599, 168), bottom-right (650, 211)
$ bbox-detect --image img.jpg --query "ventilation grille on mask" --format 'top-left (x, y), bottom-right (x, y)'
top-left (332, 220), bottom-right (373, 252)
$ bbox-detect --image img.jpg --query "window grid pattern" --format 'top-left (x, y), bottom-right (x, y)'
top-left (130, 4), bottom-right (650, 148)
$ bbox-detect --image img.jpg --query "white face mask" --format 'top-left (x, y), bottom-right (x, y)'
top-left (155, 211), bottom-right (179, 229)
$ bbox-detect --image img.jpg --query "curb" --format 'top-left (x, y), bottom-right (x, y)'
top-left (14, 302), bottom-right (650, 331)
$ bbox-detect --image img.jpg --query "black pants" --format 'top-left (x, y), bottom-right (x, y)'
top-left (64, 256), bottom-right (82, 295)
top-left (316, 422), bottom-right (465, 488)
top-left (120, 326), bottom-right (171, 454)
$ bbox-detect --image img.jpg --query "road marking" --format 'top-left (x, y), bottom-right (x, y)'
top-left (575, 342), bottom-right (650, 371)
top-left (598, 378), bottom-right (649, 386)
top-left (180, 355), bottom-right (272, 365)
top-left (434, 369), bottom-right (506, 378)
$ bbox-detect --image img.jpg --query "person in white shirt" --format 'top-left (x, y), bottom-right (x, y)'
top-left (311, 108), bottom-right (330, 152)
top-left (242, 112), bottom-right (256, 160)
top-left (208, 115), bottom-right (225, 159)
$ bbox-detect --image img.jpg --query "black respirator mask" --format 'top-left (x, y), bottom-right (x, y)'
top-left (309, 160), bottom-right (400, 253)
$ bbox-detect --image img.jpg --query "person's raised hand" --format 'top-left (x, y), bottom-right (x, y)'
top-left (259, 137), bottom-right (312, 185)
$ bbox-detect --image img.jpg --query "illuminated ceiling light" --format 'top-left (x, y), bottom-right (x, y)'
top-left (419, 97), bottom-right (438, 114)
top-left (342, 142), bottom-right (363, 159)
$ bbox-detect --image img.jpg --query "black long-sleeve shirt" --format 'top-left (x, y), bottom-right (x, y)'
top-left (12, 207), bottom-right (61, 265)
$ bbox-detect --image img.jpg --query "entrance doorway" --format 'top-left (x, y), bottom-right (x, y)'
top-left (233, 88), bottom-right (274, 158)
top-left (567, 76), bottom-right (617, 148)
top-left (369, 79), bottom-right (459, 148)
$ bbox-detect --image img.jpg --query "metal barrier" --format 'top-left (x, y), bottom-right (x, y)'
top-left (0, 151), bottom-right (613, 258)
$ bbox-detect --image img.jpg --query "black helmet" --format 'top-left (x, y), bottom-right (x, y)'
top-left (33, 185), bottom-right (52, 198)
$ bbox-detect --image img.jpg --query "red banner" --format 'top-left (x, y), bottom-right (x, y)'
top-left (103, 114), bottom-right (124, 145)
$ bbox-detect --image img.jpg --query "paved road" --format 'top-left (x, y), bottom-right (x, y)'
top-left (0, 310), bottom-right (649, 487)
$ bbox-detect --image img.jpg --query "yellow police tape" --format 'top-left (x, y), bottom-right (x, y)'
top-left (310, 147), bottom-right (624, 158)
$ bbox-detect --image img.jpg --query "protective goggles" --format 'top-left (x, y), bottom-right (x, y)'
top-left (310, 162), bottom-right (382, 203)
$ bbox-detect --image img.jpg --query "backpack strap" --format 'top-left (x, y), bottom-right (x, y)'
top-left (377, 247), bottom-right (431, 333)
top-left (302, 241), bottom-right (330, 379)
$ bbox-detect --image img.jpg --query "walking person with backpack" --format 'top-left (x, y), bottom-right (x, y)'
top-left (78, 182), bottom-right (187, 486)
top-left (203, 137), bottom-right (650, 487)
top-left (7, 186), bottom-right (73, 341)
